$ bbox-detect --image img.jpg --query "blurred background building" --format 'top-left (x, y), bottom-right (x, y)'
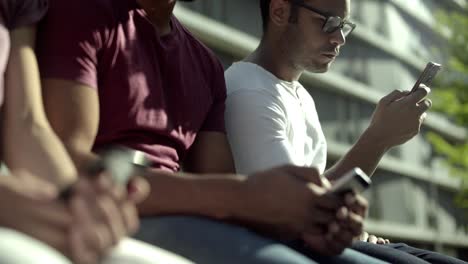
top-left (176, 0), bottom-right (468, 259)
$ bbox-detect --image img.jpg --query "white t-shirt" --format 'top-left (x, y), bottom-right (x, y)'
top-left (225, 62), bottom-right (327, 175)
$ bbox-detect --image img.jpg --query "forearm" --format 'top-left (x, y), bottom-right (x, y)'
top-left (3, 27), bottom-right (77, 188)
top-left (137, 170), bottom-right (246, 220)
top-left (64, 144), bottom-right (246, 220)
top-left (183, 132), bottom-right (236, 174)
top-left (325, 128), bottom-right (389, 181)
top-left (58, 142), bottom-right (100, 174)
top-left (3, 120), bottom-right (77, 188)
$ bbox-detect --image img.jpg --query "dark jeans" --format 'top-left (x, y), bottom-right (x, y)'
top-left (352, 241), bottom-right (467, 264)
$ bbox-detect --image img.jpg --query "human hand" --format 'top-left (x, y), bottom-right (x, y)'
top-left (0, 169), bottom-right (147, 264)
top-left (366, 85), bottom-right (431, 149)
top-left (240, 165), bottom-right (341, 241)
top-left (339, 192), bottom-right (368, 237)
top-left (67, 171), bottom-right (145, 263)
top-left (126, 175), bottom-right (150, 204)
top-left (302, 192), bottom-right (368, 256)
top-left (359, 231), bottom-right (390, 244)
top-left (0, 173), bottom-right (74, 260)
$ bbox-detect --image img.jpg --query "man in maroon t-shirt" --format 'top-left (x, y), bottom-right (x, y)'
top-left (39, 0), bottom-right (232, 173)
top-left (38, 0), bottom-right (370, 263)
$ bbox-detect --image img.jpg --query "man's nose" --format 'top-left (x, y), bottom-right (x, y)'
top-left (330, 28), bottom-right (346, 46)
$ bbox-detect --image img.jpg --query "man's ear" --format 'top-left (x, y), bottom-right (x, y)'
top-left (270, 0), bottom-right (292, 28)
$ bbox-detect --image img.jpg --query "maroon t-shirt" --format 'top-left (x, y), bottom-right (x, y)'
top-left (0, 0), bottom-right (48, 106)
top-left (37, 0), bottom-right (227, 172)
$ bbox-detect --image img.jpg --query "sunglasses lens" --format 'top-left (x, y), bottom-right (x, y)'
top-left (323, 17), bottom-right (341, 33)
top-left (342, 24), bottom-right (354, 36)
top-left (323, 17), bottom-right (355, 36)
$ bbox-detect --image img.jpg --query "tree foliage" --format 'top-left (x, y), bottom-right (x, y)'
top-left (429, 9), bottom-right (468, 209)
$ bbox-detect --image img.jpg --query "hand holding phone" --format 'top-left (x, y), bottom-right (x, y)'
top-left (60, 147), bottom-right (150, 200)
top-left (410, 62), bottom-right (442, 94)
top-left (94, 147), bottom-right (150, 185)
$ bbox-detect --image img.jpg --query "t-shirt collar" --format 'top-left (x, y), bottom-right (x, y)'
top-left (236, 61), bottom-right (300, 91)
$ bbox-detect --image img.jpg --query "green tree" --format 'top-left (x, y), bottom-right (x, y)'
top-left (429, 9), bottom-right (468, 209)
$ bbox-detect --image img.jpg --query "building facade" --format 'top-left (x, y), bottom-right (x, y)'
top-left (176, 0), bottom-right (468, 259)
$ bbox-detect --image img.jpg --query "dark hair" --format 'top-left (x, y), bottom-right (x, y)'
top-left (260, 0), bottom-right (299, 33)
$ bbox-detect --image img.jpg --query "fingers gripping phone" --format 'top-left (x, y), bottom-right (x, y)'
top-left (330, 167), bottom-right (372, 195)
top-left (60, 147), bottom-right (150, 200)
top-left (410, 62), bottom-right (442, 94)
top-left (91, 147), bottom-right (151, 185)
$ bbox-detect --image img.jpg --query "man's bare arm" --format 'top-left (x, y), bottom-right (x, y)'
top-left (325, 88), bottom-right (431, 180)
top-left (136, 170), bottom-right (244, 218)
top-left (2, 27), bottom-right (76, 188)
top-left (42, 78), bottom-right (101, 169)
top-left (324, 129), bottom-right (387, 181)
top-left (183, 132), bottom-right (236, 174)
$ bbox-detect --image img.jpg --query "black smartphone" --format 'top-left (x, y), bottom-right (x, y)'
top-left (410, 62), bottom-right (442, 93)
top-left (330, 167), bottom-right (372, 195)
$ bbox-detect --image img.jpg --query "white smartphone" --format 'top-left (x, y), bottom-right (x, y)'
top-left (410, 62), bottom-right (442, 93)
top-left (330, 167), bottom-right (372, 194)
top-left (92, 147), bottom-right (150, 185)
top-left (60, 147), bottom-right (150, 200)
top-left (101, 147), bottom-right (149, 186)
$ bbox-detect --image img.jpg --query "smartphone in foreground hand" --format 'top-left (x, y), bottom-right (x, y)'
top-left (410, 62), bottom-right (442, 94)
top-left (94, 147), bottom-right (150, 185)
top-left (330, 167), bottom-right (372, 195)
top-left (60, 147), bottom-right (150, 200)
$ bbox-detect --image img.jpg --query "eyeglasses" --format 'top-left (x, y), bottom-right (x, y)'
top-left (290, 0), bottom-right (356, 37)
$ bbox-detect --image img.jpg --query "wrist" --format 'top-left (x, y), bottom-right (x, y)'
top-left (226, 174), bottom-right (264, 224)
top-left (209, 174), bottom-right (248, 220)
top-left (360, 126), bottom-right (392, 153)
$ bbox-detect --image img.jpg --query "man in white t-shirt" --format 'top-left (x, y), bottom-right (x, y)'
top-left (224, 0), bottom-right (467, 264)
top-left (226, 0), bottom-right (431, 180)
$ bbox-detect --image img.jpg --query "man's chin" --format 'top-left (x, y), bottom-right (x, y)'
top-left (307, 63), bottom-right (331, 73)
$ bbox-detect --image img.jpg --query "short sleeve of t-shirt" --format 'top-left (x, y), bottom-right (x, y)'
top-left (199, 59), bottom-right (227, 133)
top-left (0, 0), bottom-right (48, 29)
top-left (36, 0), bottom-right (107, 89)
